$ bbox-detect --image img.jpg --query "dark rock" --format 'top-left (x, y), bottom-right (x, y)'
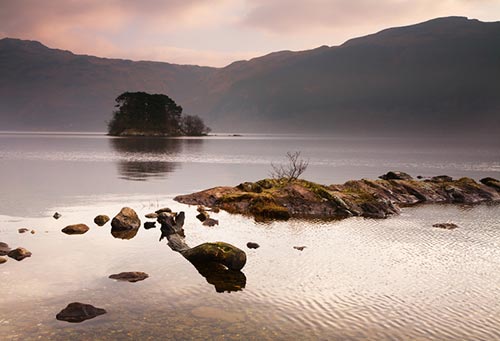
top-left (182, 242), bottom-right (247, 271)
top-left (56, 302), bottom-right (106, 323)
top-left (431, 175), bottom-right (453, 182)
top-left (0, 257), bottom-right (6, 264)
top-left (202, 218), bottom-right (219, 227)
top-left (379, 171), bottom-right (413, 181)
top-left (0, 242), bottom-right (11, 256)
top-left (8, 247), bottom-right (32, 261)
top-left (293, 246), bottom-right (306, 251)
top-left (433, 223), bottom-right (459, 230)
top-left (155, 207), bottom-right (172, 214)
top-left (111, 207), bottom-right (141, 231)
top-left (480, 177), bottom-right (500, 191)
top-left (246, 242), bottom-right (260, 249)
top-left (53, 212), bottom-right (62, 219)
top-left (18, 228), bottom-right (29, 233)
top-left (144, 221), bottom-right (156, 229)
top-left (30, 230), bottom-right (36, 234)
top-left (145, 212), bottom-right (158, 219)
top-left (62, 224), bottom-right (89, 235)
top-left (109, 271), bottom-right (149, 283)
top-left (237, 182), bottom-right (263, 193)
top-left (196, 212), bottom-right (208, 222)
top-left (94, 215), bottom-right (110, 226)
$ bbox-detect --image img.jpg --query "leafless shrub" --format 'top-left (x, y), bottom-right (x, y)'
top-left (270, 151), bottom-right (309, 183)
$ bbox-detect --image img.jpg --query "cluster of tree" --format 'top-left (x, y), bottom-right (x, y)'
top-left (108, 92), bottom-right (211, 136)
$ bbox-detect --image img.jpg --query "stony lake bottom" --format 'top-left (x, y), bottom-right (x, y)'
top-left (0, 132), bottom-right (499, 340)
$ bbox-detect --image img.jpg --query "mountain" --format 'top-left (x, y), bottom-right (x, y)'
top-left (1, 16), bottom-right (499, 135)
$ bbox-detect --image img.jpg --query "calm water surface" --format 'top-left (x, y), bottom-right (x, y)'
top-left (0, 133), bottom-right (499, 340)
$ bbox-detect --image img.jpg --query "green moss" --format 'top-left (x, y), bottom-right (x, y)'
top-left (248, 197), bottom-right (290, 220)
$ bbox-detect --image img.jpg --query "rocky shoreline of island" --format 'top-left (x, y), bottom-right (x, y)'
top-left (174, 172), bottom-right (500, 221)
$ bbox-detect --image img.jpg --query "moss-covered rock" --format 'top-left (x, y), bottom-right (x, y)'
top-left (182, 242), bottom-right (247, 271)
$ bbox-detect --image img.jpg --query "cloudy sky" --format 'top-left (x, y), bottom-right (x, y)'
top-left (1, 0), bottom-right (499, 66)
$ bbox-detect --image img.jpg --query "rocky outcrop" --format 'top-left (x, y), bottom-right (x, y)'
top-left (56, 302), bottom-right (106, 323)
top-left (109, 272), bottom-right (149, 283)
top-left (174, 173), bottom-right (500, 221)
top-left (480, 177), bottom-right (500, 191)
top-left (111, 207), bottom-right (141, 231)
top-left (62, 224), bottom-right (89, 235)
top-left (8, 247), bottom-right (32, 261)
top-left (94, 215), bottom-right (110, 226)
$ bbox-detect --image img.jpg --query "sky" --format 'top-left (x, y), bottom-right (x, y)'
top-left (1, 0), bottom-right (499, 67)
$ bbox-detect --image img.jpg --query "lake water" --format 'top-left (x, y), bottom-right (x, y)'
top-left (0, 132), bottom-right (499, 340)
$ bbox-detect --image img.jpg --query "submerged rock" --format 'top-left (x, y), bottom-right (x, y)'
top-left (379, 171), bottom-right (413, 181)
top-left (111, 207), bottom-right (141, 231)
top-left (182, 242), bottom-right (247, 271)
top-left (246, 242), bottom-right (260, 249)
top-left (53, 212), bottom-right (62, 219)
top-left (8, 247), bottom-right (32, 261)
top-left (62, 224), bottom-right (89, 235)
top-left (109, 271), bottom-right (149, 283)
top-left (94, 215), bottom-right (110, 226)
top-left (56, 302), bottom-right (106, 323)
top-left (144, 222), bottom-right (156, 229)
top-left (0, 257), bottom-right (6, 264)
top-left (202, 218), bottom-right (219, 227)
top-left (18, 228), bottom-right (29, 233)
top-left (145, 212), bottom-right (158, 219)
top-left (0, 242), bottom-right (11, 256)
top-left (433, 223), bottom-right (459, 230)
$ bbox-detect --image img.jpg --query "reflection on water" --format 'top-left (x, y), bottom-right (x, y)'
top-left (110, 137), bottom-right (204, 181)
top-left (191, 261), bottom-right (246, 293)
top-left (111, 226), bottom-right (140, 240)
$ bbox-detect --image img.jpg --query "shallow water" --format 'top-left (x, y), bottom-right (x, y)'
top-left (0, 133), bottom-right (499, 340)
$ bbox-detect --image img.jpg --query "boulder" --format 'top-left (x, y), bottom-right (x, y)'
top-left (8, 247), bottom-right (32, 261)
top-left (433, 223), bottom-right (459, 230)
top-left (379, 171), bottom-right (413, 181)
top-left (56, 302), bottom-right (106, 323)
top-left (0, 257), bottom-right (6, 264)
top-left (53, 212), bottom-right (62, 219)
top-left (109, 271), bottom-right (149, 283)
top-left (145, 212), bottom-right (158, 219)
top-left (246, 242), bottom-right (260, 249)
top-left (18, 228), bottom-right (29, 233)
top-left (155, 207), bottom-right (172, 214)
top-left (62, 224), bottom-right (89, 235)
top-left (480, 177), bottom-right (500, 191)
top-left (111, 207), bottom-right (141, 231)
top-left (0, 242), bottom-right (11, 256)
top-left (202, 218), bottom-right (219, 227)
top-left (431, 175), bottom-right (453, 182)
top-left (182, 242), bottom-right (247, 271)
top-left (144, 222), bottom-right (156, 229)
top-left (93, 215), bottom-right (110, 226)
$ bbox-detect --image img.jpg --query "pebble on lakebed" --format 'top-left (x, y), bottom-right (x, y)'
top-left (109, 272), bottom-right (149, 283)
top-left (56, 302), bottom-right (106, 323)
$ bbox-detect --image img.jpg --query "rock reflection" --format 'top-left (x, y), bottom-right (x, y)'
top-left (190, 261), bottom-right (246, 293)
top-left (111, 227), bottom-right (139, 240)
top-left (110, 137), bottom-right (194, 181)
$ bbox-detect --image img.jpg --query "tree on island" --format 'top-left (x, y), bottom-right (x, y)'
top-left (107, 92), bottom-right (210, 136)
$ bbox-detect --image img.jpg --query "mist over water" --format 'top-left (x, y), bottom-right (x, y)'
top-left (0, 132), bottom-right (499, 340)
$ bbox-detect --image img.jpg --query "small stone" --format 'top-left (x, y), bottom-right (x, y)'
top-left (433, 223), bottom-right (459, 230)
top-left (196, 212), bottom-right (208, 222)
top-left (246, 242), bottom-right (260, 249)
top-left (0, 257), bottom-right (6, 264)
top-left (0, 242), bottom-right (11, 256)
top-left (53, 212), bottom-right (62, 219)
top-left (31, 230), bottom-right (36, 234)
top-left (18, 228), bottom-right (29, 233)
top-left (56, 302), bottom-right (106, 323)
top-left (8, 247), bottom-right (32, 261)
top-left (155, 207), bottom-right (172, 214)
top-left (202, 218), bottom-right (219, 227)
top-left (293, 246), bottom-right (306, 251)
top-left (145, 213), bottom-right (158, 219)
top-left (109, 271), bottom-right (149, 283)
top-left (62, 224), bottom-right (90, 235)
top-left (144, 222), bottom-right (156, 229)
top-left (94, 215), bottom-right (110, 226)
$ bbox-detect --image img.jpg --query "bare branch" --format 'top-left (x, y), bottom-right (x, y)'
top-left (269, 151), bottom-right (309, 183)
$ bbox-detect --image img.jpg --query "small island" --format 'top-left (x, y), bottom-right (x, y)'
top-left (107, 91), bottom-right (211, 136)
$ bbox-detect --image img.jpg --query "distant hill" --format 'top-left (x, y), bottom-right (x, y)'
top-left (1, 16), bottom-right (499, 135)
